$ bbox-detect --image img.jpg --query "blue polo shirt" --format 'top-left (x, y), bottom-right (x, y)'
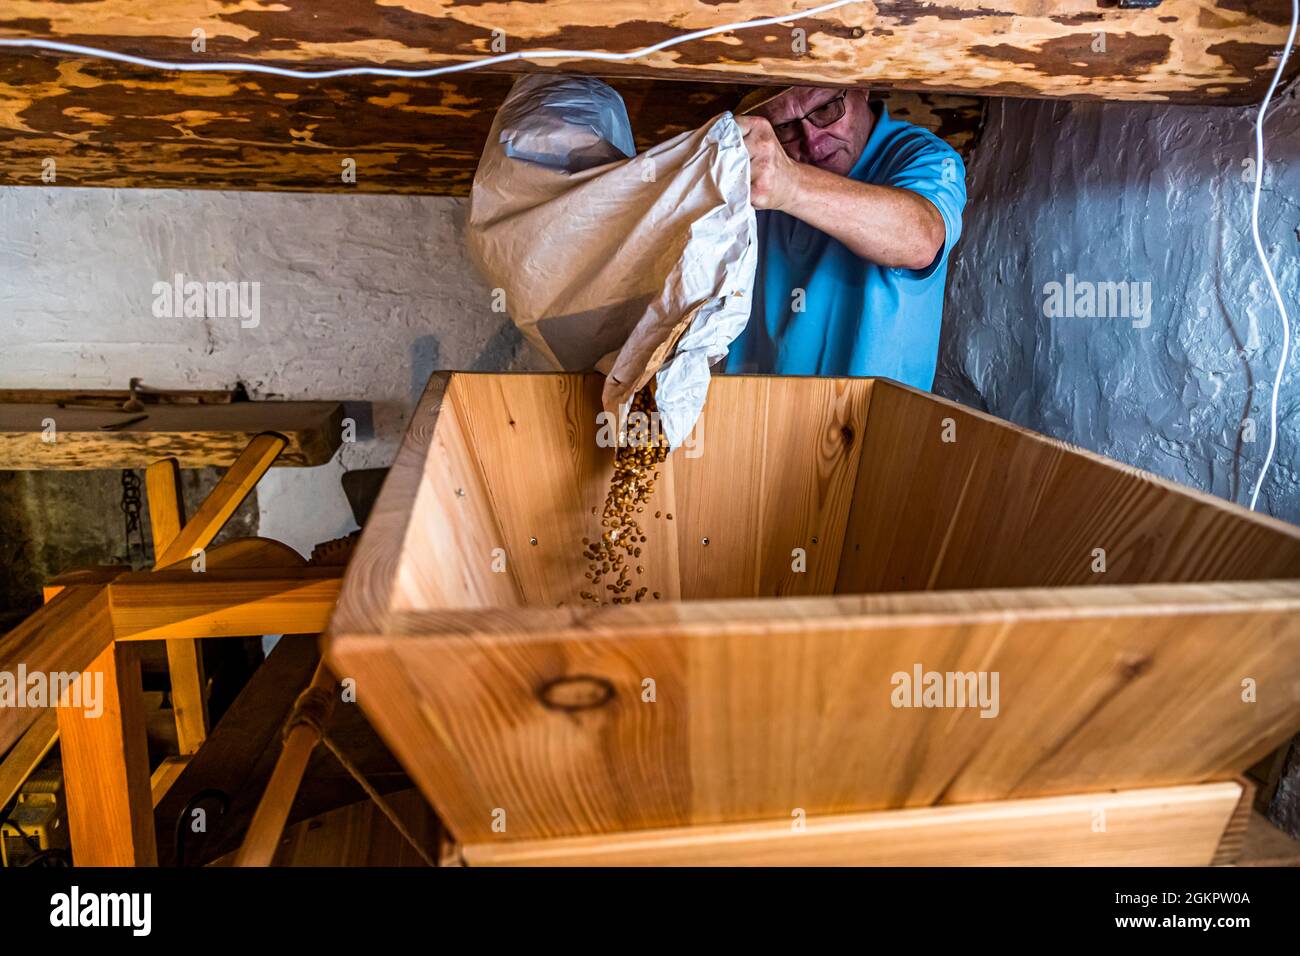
top-left (724, 103), bottom-right (966, 389)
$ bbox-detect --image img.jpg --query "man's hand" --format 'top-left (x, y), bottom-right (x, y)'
top-left (736, 115), bottom-right (800, 212)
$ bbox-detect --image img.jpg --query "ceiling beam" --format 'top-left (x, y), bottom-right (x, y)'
top-left (1, 0), bottom-right (1295, 102)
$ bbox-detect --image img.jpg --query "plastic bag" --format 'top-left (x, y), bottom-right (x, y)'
top-left (466, 74), bottom-right (756, 448)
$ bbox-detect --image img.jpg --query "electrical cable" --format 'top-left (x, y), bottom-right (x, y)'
top-left (1247, 0), bottom-right (1298, 512)
top-left (0, 0), bottom-right (864, 79)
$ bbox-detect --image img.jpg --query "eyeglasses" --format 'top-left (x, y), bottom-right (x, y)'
top-left (769, 93), bottom-right (848, 144)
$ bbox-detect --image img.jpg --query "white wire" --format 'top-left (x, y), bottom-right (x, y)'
top-left (0, 0), bottom-right (863, 79)
top-left (1247, 0), bottom-right (1299, 512)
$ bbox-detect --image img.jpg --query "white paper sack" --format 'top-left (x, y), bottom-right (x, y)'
top-left (465, 74), bottom-right (756, 448)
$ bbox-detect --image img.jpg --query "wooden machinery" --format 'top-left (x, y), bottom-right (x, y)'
top-left (324, 372), bottom-right (1300, 865)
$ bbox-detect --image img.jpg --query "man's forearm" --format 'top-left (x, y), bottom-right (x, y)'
top-left (780, 163), bottom-right (945, 270)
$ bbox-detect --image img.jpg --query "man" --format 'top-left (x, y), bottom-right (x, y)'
top-left (726, 86), bottom-right (967, 390)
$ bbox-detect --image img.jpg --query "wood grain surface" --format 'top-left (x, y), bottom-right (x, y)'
top-left (3, 1), bottom-right (1293, 193)
top-left (0, 54), bottom-right (982, 193)
top-left (326, 372), bottom-right (1300, 846)
top-left (460, 781), bottom-right (1243, 866)
top-left (0, 401), bottom-right (344, 468)
top-left (2, 1), bottom-right (1293, 101)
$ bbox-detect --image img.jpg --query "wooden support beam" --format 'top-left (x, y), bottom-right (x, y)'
top-left (234, 661), bottom-right (337, 867)
top-left (0, 584), bottom-right (115, 754)
top-left (0, 401), bottom-right (342, 468)
top-left (145, 458), bottom-right (186, 552)
top-left (0, 709), bottom-right (57, 811)
top-left (462, 782), bottom-right (1244, 867)
top-left (150, 755), bottom-right (191, 808)
top-left (0, 59), bottom-right (979, 194)
top-left (57, 641), bottom-right (157, 866)
top-left (153, 433), bottom-right (285, 568)
top-left (153, 633), bottom-right (320, 866)
top-left (108, 568), bottom-right (343, 642)
top-left (0, 1), bottom-right (1293, 105)
top-left (147, 456), bottom-right (208, 756)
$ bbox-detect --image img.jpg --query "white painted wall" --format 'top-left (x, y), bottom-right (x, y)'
top-left (0, 188), bottom-right (544, 554)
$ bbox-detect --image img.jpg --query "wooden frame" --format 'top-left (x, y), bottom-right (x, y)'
top-left (0, 566), bottom-right (344, 865)
top-left (0, 433), bottom-right (345, 866)
top-left (326, 372), bottom-right (1300, 862)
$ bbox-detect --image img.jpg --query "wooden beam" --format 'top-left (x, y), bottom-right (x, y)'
top-left (147, 456), bottom-right (208, 756)
top-left (153, 633), bottom-right (321, 866)
top-left (462, 781), bottom-right (1244, 866)
top-left (0, 709), bottom-right (57, 811)
top-left (0, 401), bottom-right (342, 468)
top-left (0, 54), bottom-right (981, 194)
top-left (220, 790), bottom-right (439, 867)
top-left (108, 567), bottom-right (343, 642)
top-left (234, 661), bottom-right (337, 867)
top-left (58, 641), bottom-right (157, 866)
top-left (149, 755), bottom-right (191, 808)
top-left (0, 583), bottom-right (114, 754)
top-left (153, 433), bottom-right (285, 568)
top-left (0, 1), bottom-right (1293, 104)
top-left (145, 458), bottom-right (186, 552)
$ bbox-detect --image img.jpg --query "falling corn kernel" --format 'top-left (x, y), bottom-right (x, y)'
top-left (580, 386), bottom-right (668, 606)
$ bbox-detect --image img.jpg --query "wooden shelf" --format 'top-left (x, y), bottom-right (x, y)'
top-left (0, 401), bottom-right (345, 468)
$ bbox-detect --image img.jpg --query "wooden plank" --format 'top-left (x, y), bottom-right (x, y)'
top-left (462, 781), bottom-right (1242, 866)
top-left (153, 433), bottom-right (286, 568)
top-left (0, 583), bottom-right (115, 754)
top-left (147, 456), bottom-right (208, 756)
top-left (154, 633), bottom-right (320, 867)
top-left (145, 458), bottom-right (187, 555)
top-left (0, 387), bottom-right (234, 405)
top-left (670, 376), bottom-right (872, 599)
top-left (41, 566), bottom-right (125, 603)
top-left (333, 580), bottom-right (1300, 843)
top-left (156, 536), bottom-right (308, 573)
top-left (1210, 776), bottom-right (1257, 865)
top-left (0, 709), bottom-right (57, 810)
top-left (149, 755), bottom-right (191, 808)
top-left (447, 374), bottom-right (610, 608)
top-left (210, 790), bottom-right (439, 866)
top-left (234, 661), bottom-right (337, 866)
top-left (1, 1), bottom-right (1294, 104)
top-left (58, 641), bottom-right (157, 866)
top-left (836, 380), bottom-right (1300, 593)
top-left (0, 47), bottom-right (982, 195)
top-left (109, 567), bottom-right (343, 642)
top-left (331, 372), bottom-right (521, 631)
top-left (0, 401), bottom-right (341, 468)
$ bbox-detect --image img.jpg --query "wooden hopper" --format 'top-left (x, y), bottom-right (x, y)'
top-left (325, 372), bottom-right (1300, 865)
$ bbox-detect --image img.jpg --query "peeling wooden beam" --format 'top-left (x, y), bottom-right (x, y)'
top-left (0, 53), bottom-right (981, 194)
top-left (2, 2), bottom-right (1290, 193)
top-left (1, 1), bottom-right (1293, 103)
